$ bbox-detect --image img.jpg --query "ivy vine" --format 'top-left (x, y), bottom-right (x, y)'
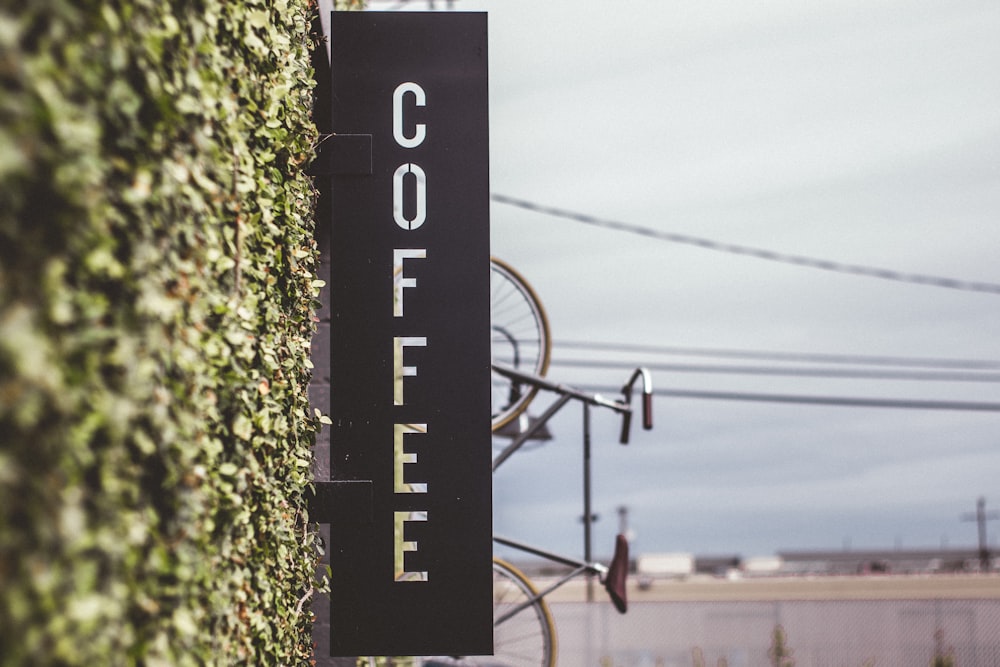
top-left (0, 0), bottom-right (332, 663)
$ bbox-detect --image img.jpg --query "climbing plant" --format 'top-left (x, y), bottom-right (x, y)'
top-left (0, 0), bottom-right (333, 663)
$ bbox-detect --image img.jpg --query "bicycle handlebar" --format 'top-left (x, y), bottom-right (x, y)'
top-left (491, 362), bottom-right (652, 446)
top-left (618, 367), bottom-right (653, 445)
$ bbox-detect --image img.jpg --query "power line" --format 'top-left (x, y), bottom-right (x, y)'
top-left (578, 385), bottom-right (1000, 412)
top-left (552, 358), bottom-right (1000, 383)
top-left (492, 193), bottom-right (1000, 296)
top-left (555, 340), bottom-right (1000, 371)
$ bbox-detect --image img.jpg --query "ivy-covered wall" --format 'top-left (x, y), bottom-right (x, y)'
top-left (0, 1), bottom-right (337, 664)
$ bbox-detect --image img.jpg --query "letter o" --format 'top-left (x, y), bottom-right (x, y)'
top-left (393, 163), bottom-right (427, 230)
top-left (393, 82), bottom-right (426, 149)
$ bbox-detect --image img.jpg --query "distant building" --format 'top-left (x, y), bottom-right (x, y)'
top-left (774, 547), bottom-right (988, 575)
top-left (509, 546), bottom-right (991, 580)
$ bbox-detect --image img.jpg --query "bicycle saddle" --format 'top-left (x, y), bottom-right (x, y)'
top-left (604, 533), bottom-right (629, 614)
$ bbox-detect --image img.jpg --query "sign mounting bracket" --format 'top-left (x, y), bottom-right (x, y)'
top-left (308, 133), bottom-right (373, 176)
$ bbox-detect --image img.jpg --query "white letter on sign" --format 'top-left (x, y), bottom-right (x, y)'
top-left (394, 423), bottom-right (427, 493)
top-left (393, 336), bottom-right (427, 405)
top-left (393, 248), bottom-right (426, 317)
top-left (394, 511), bottom-right (428, 582)
top-left (393, 163), bottom-right (427, 230)
top-left (393, 82), bottom-right (426, 149)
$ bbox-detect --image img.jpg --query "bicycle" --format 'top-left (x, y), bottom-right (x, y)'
top-left (477, 364), bottom-right (653, 667)
top-left (373, 260), bottom-right (653, 667)
top-left (404, 365), bottom-right (652, 667)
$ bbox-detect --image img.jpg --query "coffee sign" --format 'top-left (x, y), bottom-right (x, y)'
top-left (323, 12), bottom-right (492, 657)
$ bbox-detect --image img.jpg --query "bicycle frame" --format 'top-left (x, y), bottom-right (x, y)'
top-left (491, 364), bottom-right (650, 610)
top-left (492, 535), bottom-right (616, 624)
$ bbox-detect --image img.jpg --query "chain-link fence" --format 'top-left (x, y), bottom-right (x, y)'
top-left (550, 598), bottom-right (1000, 666)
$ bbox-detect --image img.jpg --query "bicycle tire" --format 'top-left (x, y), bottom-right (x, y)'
top-left (490, 258), bottom-right (551, 432)
top-left (490, 558), bottom-right (557, 667)
top-left (416, 558), bottom-right (557, 667)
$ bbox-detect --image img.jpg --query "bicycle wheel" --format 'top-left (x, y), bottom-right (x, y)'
top-left (490, 258), bottom-right (551, 432)
top-left (417, 558), bottom-right (557, 667)
top-left (490, 558), bottom-right (557, 667)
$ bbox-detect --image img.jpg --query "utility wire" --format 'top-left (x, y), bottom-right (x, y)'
top-left (492, 193), bottom-right (1000, 296)
top-left (579, 385), bottom-right (1000, 412)
top-left (552, 358), bottom-right (1000, 383)
top-left (555, 340), bottom-right (1000, 371)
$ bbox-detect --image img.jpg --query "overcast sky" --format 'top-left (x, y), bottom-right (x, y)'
top-left (369, 0), bottom-right (1000, 560)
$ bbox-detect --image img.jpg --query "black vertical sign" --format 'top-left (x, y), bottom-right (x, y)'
top-left (325, 12), bottom-right (492, 657)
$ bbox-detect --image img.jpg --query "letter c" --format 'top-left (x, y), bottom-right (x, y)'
top-left (393, 82), bottom-right (426, 149)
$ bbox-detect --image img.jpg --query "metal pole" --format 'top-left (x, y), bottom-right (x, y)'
top-left (583, 401), bottom-right (594, 602)
top-left (977, 497), bottom-right (989, 569)
top-left (962, 496), bottom-right (999, 571)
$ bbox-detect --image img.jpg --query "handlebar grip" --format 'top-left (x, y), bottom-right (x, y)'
top-left (619, 410), bottom-right (632, 445)
top-left (643, 392), bottom-right (653, 430)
